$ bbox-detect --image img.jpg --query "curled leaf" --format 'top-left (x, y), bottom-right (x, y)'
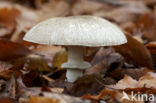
top-left (113, 32), bottom-right (153, 69)
top-left (0, 40), bottom-right (31, 60)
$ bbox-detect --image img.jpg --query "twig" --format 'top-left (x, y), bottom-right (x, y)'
top-left (92, 0), bottom-right (126, 6)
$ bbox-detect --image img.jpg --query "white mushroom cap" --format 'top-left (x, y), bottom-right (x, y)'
top-left (23, 16), bottom-right (127, 47)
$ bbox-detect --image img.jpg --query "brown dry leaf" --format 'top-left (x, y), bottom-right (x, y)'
top-left (0, 69), bottom-right (21, 80)
top-left (49, 88), bottom-right (64, 94)
top-left (32, 45), bottom-right (62, 57)
top-left (113, 32), bottom-right (153, 70)
top-left (65, 74), bottom-right (104, 97)
top-left (0, 97), bottom-right (18, 103)
top-left (84, 47), bottom-right (99, 62)
top-left (0, 28), bottom-right (12, 37)
top-left (138, 72), bottom-right (156, 88)
top-left (42, 92), bottom-right (89, 103)
top-left (82, 89), bottom-right (116, 101)
top-left (11, 4), bottom-right (39, 42)
top-left (143, 0), bottom-right (156, 7)
top-left (86, 47), bottom-right (115, 74)
top-left (52, 49), bottom-right (67, 69)
top-left (16, 7), bottom-right (38, 31)
top-left (137, 12), bottom-right (154, 30)
top-left (37, 0), bottom-right (70, 21)
top-left (146, 41), bottom-right (156, 64)
top-left (102, 1), bottom-right (150, 24)
top-left (146, 41), bottom-right (156, 54)
top-left (17, 76), bottom-right (47, 97)
top-left (30, 96), bottom-right (59, 103)
top-left (0, 60), bottom-right (22, 80)
top-left (137, 12), bottom-right (156, 41)
top-left (71, 0), bottom-right (109, 15)
top-left (83, 89), bottom-right (145, 103)
top-left (0, 1), bottom-right (39, 41)
top-left (108, 71), bottom-right (156, 90)
top-left (0, 61), bottom-right (15, 79)
top-left (18, 86), bottom-right (41, 99)
top-left (0, 40), bottom-right (31, 60)
top-left (33, 45), bottom-right (62, 67)
top-left (0, 61), bottom-right (13, 72)
top-left (2, 74), bottom-right (16, 98)
top-left (133, 35), bottom-right (144, 43)
top-left (25, 54), bottom-right (51, 71)
top-left (120, 21), bottom-right (136, 34)
top-left (124, 67), bottom-right (151, 80)
top-left (22, 41), bottom-right (39, 48)
top-left (0, 6), bottom-right (20, 38)
top-left (0, 7), bottom-right (20, 28)
top-left (154, 5), bottom-right (156, 21)
top-left (86, 47), bottom-right (125, 80)
top-left (108, 75), bottom-right (138, 89)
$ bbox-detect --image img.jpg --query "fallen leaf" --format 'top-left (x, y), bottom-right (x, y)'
top-left (84, 47), bottom-right (99, 62)
top-left (146, 41), bottom-right (156, 54)
top-left (0, 6), bottom-right (20, 38)
top-left (71, 0), bottom-right (108, 15)
top-left (0, 28), bottom-right (12, 37)
top-left (146, 41), bottom-right (156, 64)
top-left (30, 96), bottom-right (59, 103)
top-left (25, 54), bottom-right (51, 71)
top-left (108, 72), bottom-right (156, 89)
top-left (124, 67), bottom-right (151, 80)
top-left (64, 74), bottom-right (104, 97)
top-left (120, 21), bottom-right (136, 34)
top-left (86, 47), bottom-right (115, 74)
top-left (0, 97), bottom-right (18, 103)
top-left (21, 70), bottom-right (42, 87)
top-left (11, 4), bottom-right (39, 42)
top-left (113, 32), bottom-right (154, 70)
top-left (43, 92), bottom-right (89, 103)
top-left (0, 69), bottom-right (21, 80)
top-left (49, 79), bottom-right (72, 89)
top-left (137, 12), bottom-right (156, 41)
top-left (50, 88), bottom-right (64, 94)
top-left (0, 61), bottom-right (13, 72)
top-left (0, 1), bottom-right (39, 42)
top-left (0, 40), bottom-right (31, 60)
top-left (37, 0), bottom-right (70, 21)
top-left (133, 35), bottom-right (144, 43)
top-left (2, 75), bottom-right (16, 98)
top-left (83, 89), bottom-right (144, 103)
top-left (33, 45), bottom-right (62, 67)
top-left (0, 61), bottom-right (16, 80)
top-left (52, 49), bottom-right (67, 70)
top-left (108, 75), bottom-right (138, 89)
top-left (143, 0), bottom-right (156, 7)
top-left (0, 7), bottom-right (20, 28)
top-left (138, 72), bottom-right (156, 88)
top-left (103, 1), bottom-right (150, 24)
top-left (82, 89), bottom-right (116, 101)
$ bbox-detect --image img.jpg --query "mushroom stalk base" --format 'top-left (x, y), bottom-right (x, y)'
top-left (66, 69), bottom-right (83, 82)
top-left (61, 46), bottom-right (91, 82)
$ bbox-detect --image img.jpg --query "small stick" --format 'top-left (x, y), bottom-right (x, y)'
top-left (91, 0), bottom-right (126, 6)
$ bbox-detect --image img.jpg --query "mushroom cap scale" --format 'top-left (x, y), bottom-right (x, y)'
top-left (23, 16), bottom-right (127, 47)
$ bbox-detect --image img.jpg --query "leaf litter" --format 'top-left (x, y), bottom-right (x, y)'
top-left (0, 0), bottom-right (156, 103)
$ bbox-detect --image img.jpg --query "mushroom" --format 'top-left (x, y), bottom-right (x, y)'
top-left (23, 16), bottom-right (127, 82)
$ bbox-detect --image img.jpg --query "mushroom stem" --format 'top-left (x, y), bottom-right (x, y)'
top-left (61, 46), bottom-right (91, 82)
top-left (68, 46), bottom-right (84, 65)
top-left (66, 69), bottom-right (83, 82)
